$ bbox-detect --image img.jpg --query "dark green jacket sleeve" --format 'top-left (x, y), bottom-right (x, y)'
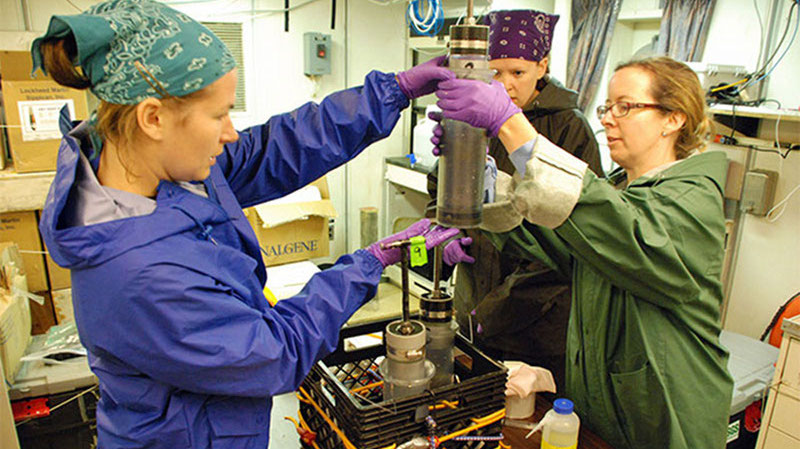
top-left (482, 225), bottom-right (572, 279)
top-left (551, 171), bottom-right (725, 309)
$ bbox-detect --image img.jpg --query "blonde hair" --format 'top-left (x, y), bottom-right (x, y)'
top-left (616, 57), bottom-right (711, 159)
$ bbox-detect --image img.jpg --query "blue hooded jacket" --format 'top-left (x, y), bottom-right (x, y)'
top-left (38, 71), bottom-right (407, 448)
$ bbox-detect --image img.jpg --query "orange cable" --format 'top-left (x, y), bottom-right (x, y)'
top-left (429, 399), bottom-right (459, 410)
top-left (350, 381), bottom-right (384, 395)
top-left (298, 386), bottom-right (358, 449)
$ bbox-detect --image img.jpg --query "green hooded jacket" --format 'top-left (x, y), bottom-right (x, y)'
top-left (485, 150), bottom-right (734, 449)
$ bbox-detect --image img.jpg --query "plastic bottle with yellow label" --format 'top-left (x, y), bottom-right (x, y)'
top-left (541, 398), bottom-right (580, 449)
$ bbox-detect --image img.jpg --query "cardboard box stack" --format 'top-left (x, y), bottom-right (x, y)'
top-left (245, 177), bottom-right (337, 267)
top-left (0, 49), bottom-right (83, 339)
top-left (0, 51), bottom-right (90, 173)
top-left (0, 211), bottom-right (62, 334)
top-left (0, 211), bottom-right (47, 292)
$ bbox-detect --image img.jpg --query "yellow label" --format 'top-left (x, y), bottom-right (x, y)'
top-left (542, 441), bottom-right (577, 449)
top-left (409, 236), bottom-right (428, 267)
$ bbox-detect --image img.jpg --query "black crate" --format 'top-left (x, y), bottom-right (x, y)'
top-left (299, 318), bottom-right (507, 449)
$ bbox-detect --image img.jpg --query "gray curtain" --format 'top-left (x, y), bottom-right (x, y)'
top-left (657, 0), bottom-right (717, 61)
top-left (567, 0), bottom-right (622, 112)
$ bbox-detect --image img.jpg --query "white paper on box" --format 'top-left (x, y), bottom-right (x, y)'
top-left (260, 185), bottom-right (322, 206)
top-left (253, 185), bottom-right (337, 228)
top-left (265, 261), bottom-right (320, 300)
top-left (17, 99), bottom-right (76, 141)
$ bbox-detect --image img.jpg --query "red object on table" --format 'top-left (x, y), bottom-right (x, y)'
top-left (11, 397), bottom-right (50, 421)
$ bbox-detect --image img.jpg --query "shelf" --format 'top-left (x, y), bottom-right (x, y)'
top-left (385, 163), bottom-right (428, 194)
top-left (346, 282), bottom-right (420, 327)
top-left (0, 167), bottom-right (55, 213)
top-left (617, 9), bottom-right (663, 23)
top-left (709, 105), bottom-right (800, 123)
top-left (710, 105), bottom-right (800, 144)
top-left (409, 36), bottom-right (449, 52)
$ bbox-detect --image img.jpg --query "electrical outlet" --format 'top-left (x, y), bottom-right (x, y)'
top-left (741, 169), bottom-right (778, 216)
top-left (303, 32), bottom-right (331, 76)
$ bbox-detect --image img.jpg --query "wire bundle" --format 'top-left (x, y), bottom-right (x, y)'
top-left (742, 1), bottom-right (800, 89)
top-left (711, 0), bottom-right (800, 99)
top-left (407, 0), bottom-right (444, 36)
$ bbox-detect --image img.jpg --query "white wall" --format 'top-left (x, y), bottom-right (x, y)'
top-left (722, 144), bottom-right (800, 338)
top-left (339, 0), bottom-right (409, 253)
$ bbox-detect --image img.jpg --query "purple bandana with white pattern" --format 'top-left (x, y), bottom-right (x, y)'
top-left (485, 9), bottom-right (559, 62)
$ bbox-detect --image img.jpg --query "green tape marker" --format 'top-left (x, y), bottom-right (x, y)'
top-left (409, 236), bottom-right (428, 267)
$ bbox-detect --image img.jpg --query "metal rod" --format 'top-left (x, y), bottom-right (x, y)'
top-left (466, 0), bottom-right (473, 21)
top-left (432, 245), bottom-right (443, 299)
top-left (284, 0), bottom-right (290, 32)
top-left (721, 146), bottom-right (756, 327)
top-left (756, 0), bottom-right (781, 100)
top-left (400, 246), bottom-right (412, 333)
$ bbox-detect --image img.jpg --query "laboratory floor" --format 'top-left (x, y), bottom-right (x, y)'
top-left (269, 393), bottom-right (301, 449)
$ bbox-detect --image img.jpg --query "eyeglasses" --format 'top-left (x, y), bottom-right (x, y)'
top-left (596, 102), bottom-right (669, 121)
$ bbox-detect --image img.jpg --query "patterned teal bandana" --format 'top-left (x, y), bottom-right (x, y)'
top-left (31, 0), bottom-right (236, 104)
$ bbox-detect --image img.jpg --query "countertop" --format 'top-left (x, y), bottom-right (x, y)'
top-left (347, 282), bottom-right (419, 326)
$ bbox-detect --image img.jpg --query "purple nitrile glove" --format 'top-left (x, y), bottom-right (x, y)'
top-left (443, 237), bottom-right (475, 265)
top-left (435, 79), bottom-right (521, 136)
top-left (429, 111), bottom-right (444, 156)
top-left (396, 55), bottom-right (455, 100)
top-left (366, 219), bottom-right (461, 268)
top-left (424, 225), bottom-right (461, 250)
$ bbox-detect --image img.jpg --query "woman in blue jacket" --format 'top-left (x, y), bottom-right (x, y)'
top-left (32, 1), bottom-right (457, 447)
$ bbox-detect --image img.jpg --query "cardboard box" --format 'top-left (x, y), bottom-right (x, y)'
top-left (29, 290), bottom-right (56, 335)
top-left (52, 288), bottom-right (74, 324)
top-left (0, 242), bottom-right (32, 384)
top-left (0, 87), bottom-right (8, 170)
top-left (0, 51), bottom-right (89, 173)
top-left (44, 244), bottom-right (71, 291)
top-left (245, 177), bottom-right (337, 267)
top-left (0, 211), bottom-right (47, 292)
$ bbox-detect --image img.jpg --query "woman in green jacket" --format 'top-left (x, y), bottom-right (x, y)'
top-left (433, 57), bottom-right (734, 449)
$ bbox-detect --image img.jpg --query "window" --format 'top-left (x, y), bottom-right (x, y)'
top-left (202, 22), bottom-right (246, 112)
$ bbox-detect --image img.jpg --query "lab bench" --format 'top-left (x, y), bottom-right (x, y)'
top-left (347, 282), bottom-right (420, 327)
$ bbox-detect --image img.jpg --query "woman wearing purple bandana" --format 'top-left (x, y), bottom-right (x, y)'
top-left (430, 9), bottom-right (602, 393)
